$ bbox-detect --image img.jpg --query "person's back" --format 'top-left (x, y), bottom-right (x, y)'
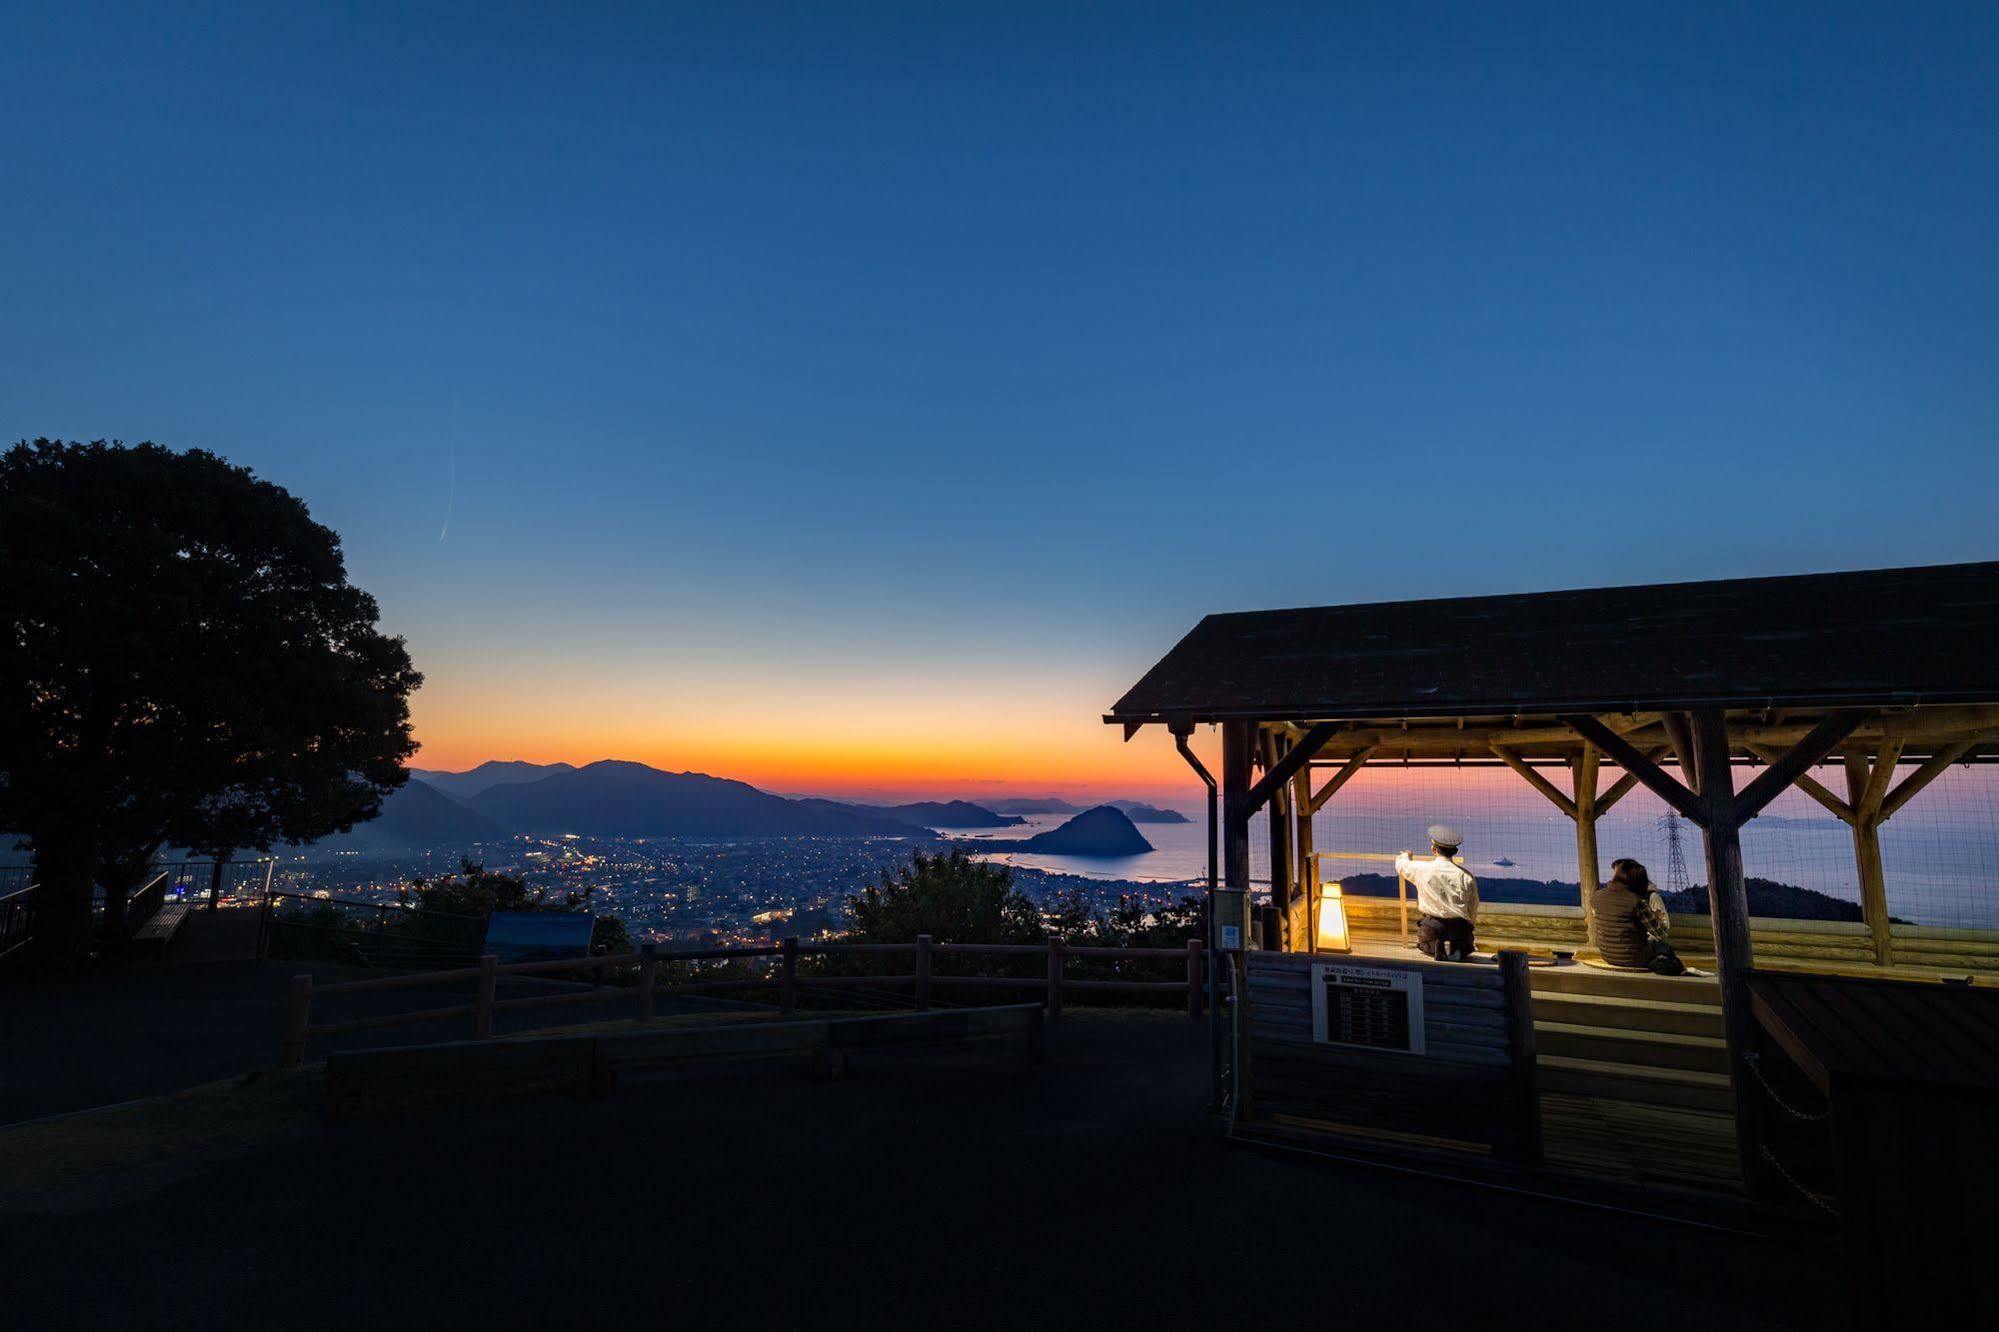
top-left (1589, 879), bottom-right (1651, 968)
top-left (1590, 858), bottom-right (1686, 974)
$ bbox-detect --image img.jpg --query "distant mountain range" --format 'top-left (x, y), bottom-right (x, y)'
top-left (410, 760), bottom-right (577, 800)
top-left (966, 796), bottom-right (1189, 823)
top-left (314, 777), bottom-right (507, 853)
top-left (460, 761), bottom-right (923, 838)
top-left (300, 762), bottom-right (1183, 852)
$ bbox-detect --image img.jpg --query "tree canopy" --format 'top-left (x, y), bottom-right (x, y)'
top-left (0, 439), bottom-right (422, 959)
top-left (845, 849), bottom-right (1043, 945)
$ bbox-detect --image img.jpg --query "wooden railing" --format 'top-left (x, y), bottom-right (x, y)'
top-left (0, 882), bottom-right (37, 968)
top-left (281, 934), bottom-right (1207, 1067)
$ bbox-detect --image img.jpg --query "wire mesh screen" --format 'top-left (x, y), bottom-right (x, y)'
top-left (1878, 765), bottom-right (1999, 929)
top-left (1294, 759), bottom-right (1998, 929)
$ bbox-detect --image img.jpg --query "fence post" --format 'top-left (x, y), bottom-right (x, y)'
top-left (914, 934), bottom-right (932, 1010)
top-left (208, 857), bottom-right (226, 911)
top-left (779, 937), bottom-right (799, 1015)
top-left (637, 942), bottom-right (658, 1023)
top-left (1498, 949), bottom-right (1542, 1163)
top-left (1045, 938), bottom-right (1063, 1020)
top-left (280, 974), bottom-right (313, 1068)
top-left (1186, 939), bottom-right (1205, 1020)
top-left (475, 954), bottom-right (498, 1039)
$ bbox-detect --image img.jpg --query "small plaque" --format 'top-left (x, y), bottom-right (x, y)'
top-left (1310, 963), bottom-right (1426, 1055)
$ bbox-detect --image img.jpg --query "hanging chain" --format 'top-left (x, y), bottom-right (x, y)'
top-left (1743, 1051), bottom-right (1829, 1122)
top-left (1758, 1144), bottom-right (1841, 1218)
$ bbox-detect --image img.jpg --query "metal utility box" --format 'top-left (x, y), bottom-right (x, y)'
top-left (1211, 888), bottom-right (1248, 952)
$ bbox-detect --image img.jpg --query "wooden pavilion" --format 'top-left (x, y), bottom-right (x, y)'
top-left (1107, 562), bottom-right (1999, 1233)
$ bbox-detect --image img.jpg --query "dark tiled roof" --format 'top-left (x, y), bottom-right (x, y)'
top-left (1108, 562), bottom-right (1999, 723)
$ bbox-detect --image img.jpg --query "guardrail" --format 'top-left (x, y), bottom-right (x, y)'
top-left (280, 933), bottom-right (1207, 1066)
top-left (0, 883), bottom-right (37, 968)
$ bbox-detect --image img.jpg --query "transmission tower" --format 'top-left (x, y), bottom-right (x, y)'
top-left (1660, 812), bottom-right (1691, 898)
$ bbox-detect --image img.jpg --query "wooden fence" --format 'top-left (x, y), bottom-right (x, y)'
top-left (281, 934), bottom-right (1207, 1066)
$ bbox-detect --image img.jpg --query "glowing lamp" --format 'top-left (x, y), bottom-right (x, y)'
top-left (1316, 882), bottom-right (1352, 954)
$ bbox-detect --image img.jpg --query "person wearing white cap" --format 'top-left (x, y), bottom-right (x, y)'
top-left (1397, 825), bottom-right (1480, 961)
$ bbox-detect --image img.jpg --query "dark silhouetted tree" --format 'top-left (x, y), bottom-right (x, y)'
top-left (0, 439), bottom-right (422, 962)
top-left (845, 849), bottom-right (1042, 944)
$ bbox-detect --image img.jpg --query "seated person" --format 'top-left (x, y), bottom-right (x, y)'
top-left (1396, 825), bottom-right (1478, 961)
top-left (1590, 858), bottom-right (1689, 975)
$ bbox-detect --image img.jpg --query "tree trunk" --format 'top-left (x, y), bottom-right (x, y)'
top-left (29, 841), bottom-right (99, 966)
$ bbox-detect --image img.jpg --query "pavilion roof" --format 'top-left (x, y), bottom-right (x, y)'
top-left (1107, 562), bottom-right (1999, 726)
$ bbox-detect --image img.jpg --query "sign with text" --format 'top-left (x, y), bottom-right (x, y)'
top-left (1310, 962), bottom-right (1426, 1055)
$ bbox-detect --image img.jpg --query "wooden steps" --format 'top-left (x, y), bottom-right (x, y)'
top-left (1527, 964), bottom-right (1720, 1004)
top-left (1535, 1020), bottom-right (1730, 1074)
top-left (1531, 992), bottom-right (1723, 1038)
top-left (1539, 1054), bottom-right (1735, 1113)
top-left (1539, 1091), bottom-right (1741, 1191)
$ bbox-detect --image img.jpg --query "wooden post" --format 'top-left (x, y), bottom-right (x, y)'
top-left (1498, 950), bottom-right (1542, 1162)
top-left (1266, 733), bottom-right (1294, 951)
top-left (1572, 744), bottom-right (1601, 931)
top-left (1691, 709), bottom-right (1765, 1196)
top-left (280, 974), bottom-right (313, 1068)
top-left (779, 936), bottom-right (799, 1014)
top-left (1222, 721), bottom-right (1253, 945)
top-left (637, 942), bottom-right (658, 1022)
top-left (1045, 938), bottom-right (1063, 1019)
top-left (475, 954), bottom-right (498, 1039)
top-left (914, 933), bottom-right (932, 1010)
top-left (1186, 939), bottom-right (1204, 1019)
top-left (1845, 746), bottom-right (1894, 966)
top-left (1292, 765), bottom-right (1316, 954)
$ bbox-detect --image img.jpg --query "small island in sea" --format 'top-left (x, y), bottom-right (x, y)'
top-left (957, 805), bottom-right (1155, 857)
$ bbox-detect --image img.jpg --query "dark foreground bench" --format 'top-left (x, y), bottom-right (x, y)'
top-left (324, 1003), bottom-right (1045, 1118)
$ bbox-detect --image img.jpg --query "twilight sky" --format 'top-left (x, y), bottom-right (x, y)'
top-left (5, 3), bottom-right (1996, 801)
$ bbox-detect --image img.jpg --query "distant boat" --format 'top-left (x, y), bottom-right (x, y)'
top-left (1494, 856), bottom-right (1516, 867)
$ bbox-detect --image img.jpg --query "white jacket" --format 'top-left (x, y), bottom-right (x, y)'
top-left (1396, 852), bottom-right (1479, 924)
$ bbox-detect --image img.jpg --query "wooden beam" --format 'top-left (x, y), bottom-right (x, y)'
top-left (1746, 744), bottom-right (1853, 823)
top-left (1308, 745), bottom-right (1376, 813)
top-left (1690, 708), bottom-right (1766, 1198)
top-left (1878, 736), bottom-right (1986, 822)
top-left (1733, 709), bottom-right (1870, 822)
top-left (1561, 715), bottom-right (1705, 824)
top-left (1244, 721), bottom-right (1337, 815)
top-left (1661, 712), bottom-right (1699, 794)
top-left (1594, 747), bottom-right (1669, 816)
top-left (1858, 736), bottom-right (1905, 820)
top-left (1492, 744), bottom-right (1578, 819)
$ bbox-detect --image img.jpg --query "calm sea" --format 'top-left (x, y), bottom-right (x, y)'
top-left (942, 766), bottom-right (1999, 930)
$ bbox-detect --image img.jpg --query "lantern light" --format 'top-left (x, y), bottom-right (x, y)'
top-left (1316, 881), bottom-right (1352, 954)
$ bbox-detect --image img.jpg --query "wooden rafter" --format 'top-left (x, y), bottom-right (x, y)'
top-left (1661, 712), bottom-right (1700, 794)
top-left (1491, 744), bottom-right (1578, 820)
top-left (1595, 747), bottom-right (1669, 816)
top-left (1746, 743), bottom-right (1854, 824)
top-left (1244, 721), bottom-right (1337, 815)
top-left (1734, 709), bottom-right (1870, 822)
top-left (1308, 745), bottom-right (1377, 813)
top-left (1879, 736), bottom-right (1987, 822)
top-left (1858, 736), bottom-right (1906, 820)
top-left (1562, 714), bottom-right (1705, 824)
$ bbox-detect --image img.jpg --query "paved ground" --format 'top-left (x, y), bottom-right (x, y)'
top-left (2, 1013), bottom-right (1841, 1331)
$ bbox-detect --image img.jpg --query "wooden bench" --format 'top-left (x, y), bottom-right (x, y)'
top-left (129, 902), bottom-right (190, 958)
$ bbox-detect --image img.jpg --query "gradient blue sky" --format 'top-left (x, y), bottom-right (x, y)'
top-left (6, 2), bottom-right (1996, 798)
